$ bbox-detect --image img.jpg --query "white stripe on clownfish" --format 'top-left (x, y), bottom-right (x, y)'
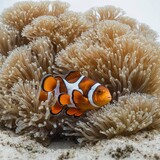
top-left (46, 79), bottom-right (60, 101)
top-left (88, 83), bottom-right (101, 108)
top-left (54, 80), bottom-right (60, 99)
top-left (62, 75), bottom-right (84, 108)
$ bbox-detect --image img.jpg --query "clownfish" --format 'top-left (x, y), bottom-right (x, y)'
top-left (39, 71), bottom-right (112, 117)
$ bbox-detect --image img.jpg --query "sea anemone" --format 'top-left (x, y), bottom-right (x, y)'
top-left (1, 1), bottom-right (69, 31)
top-left (0, 36), bottom-right (55, 89)
top-left (56, 20), bottom-right (160, 100)
top-left (63, 93), bottom-right (160, 142)
top-left (0, 23), bottom-right (21, 56)
top-left (85, 6), bottom-right (158, 40)
top-left (0, 1), bottom-right (160, 145)
top-left (22, 12), bottom-right (90, 53)
top-left (0, 79), bottom-right (64, 145)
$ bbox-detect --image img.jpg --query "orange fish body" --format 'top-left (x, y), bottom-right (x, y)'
top-left (39, 71), bottom-right (112, 117)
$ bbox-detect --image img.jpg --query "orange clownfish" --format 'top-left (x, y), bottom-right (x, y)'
top-left (39, 71), bottom-right (112, 117)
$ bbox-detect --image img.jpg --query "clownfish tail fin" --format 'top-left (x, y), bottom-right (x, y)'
top-left (41, 74), bottom-right (57, 92)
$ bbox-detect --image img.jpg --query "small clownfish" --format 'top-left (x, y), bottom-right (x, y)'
top-left (39, 71), bottom-right (112, 117)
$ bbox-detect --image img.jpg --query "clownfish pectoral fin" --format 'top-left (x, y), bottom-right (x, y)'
top-left (65, 71), bottom-right (81, 83)
top-left (58, 93), bottom-right (71, 106)
top-left (51, 102), bottom-right (63, 115)
top-left (74, 110), bottom-right (84, 117)
top-left (66, 108), bottom-right (78, 116)
top-left (66, 108), bottom-right (84, 117)
top-left (41, 74), bottom-right (57, 92)
top-left (72, 90), bottom-right (88, 104)
top-left (39, 90), bottom-right (48, 101)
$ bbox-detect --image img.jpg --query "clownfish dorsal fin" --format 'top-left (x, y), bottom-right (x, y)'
top-left (72, 90), bottom-right (88, 104)
top-left (65, 71), bottom-right (82, 83)
top-left (58, 93), bottom-right (71, 106)
top-left (41, 74), bottom-right (57, 92)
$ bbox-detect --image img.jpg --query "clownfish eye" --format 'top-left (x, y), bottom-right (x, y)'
top-left (97, 90), bottom-right (102, 94)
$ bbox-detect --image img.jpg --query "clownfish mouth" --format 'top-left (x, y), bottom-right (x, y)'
top-left (107, 96), bottom-right (112, 101)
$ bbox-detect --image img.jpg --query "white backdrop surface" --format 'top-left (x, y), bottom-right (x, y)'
top-left (1, 0), bottom-right (160, 39)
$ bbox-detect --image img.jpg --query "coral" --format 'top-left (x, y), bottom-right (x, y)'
top-left (63, 93), bottom-right (160, 142)
top-left (0, 1), bottom-right (160, 144)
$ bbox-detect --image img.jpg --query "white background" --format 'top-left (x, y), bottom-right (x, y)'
top-left (1, 0), bottom-right (160, 39)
